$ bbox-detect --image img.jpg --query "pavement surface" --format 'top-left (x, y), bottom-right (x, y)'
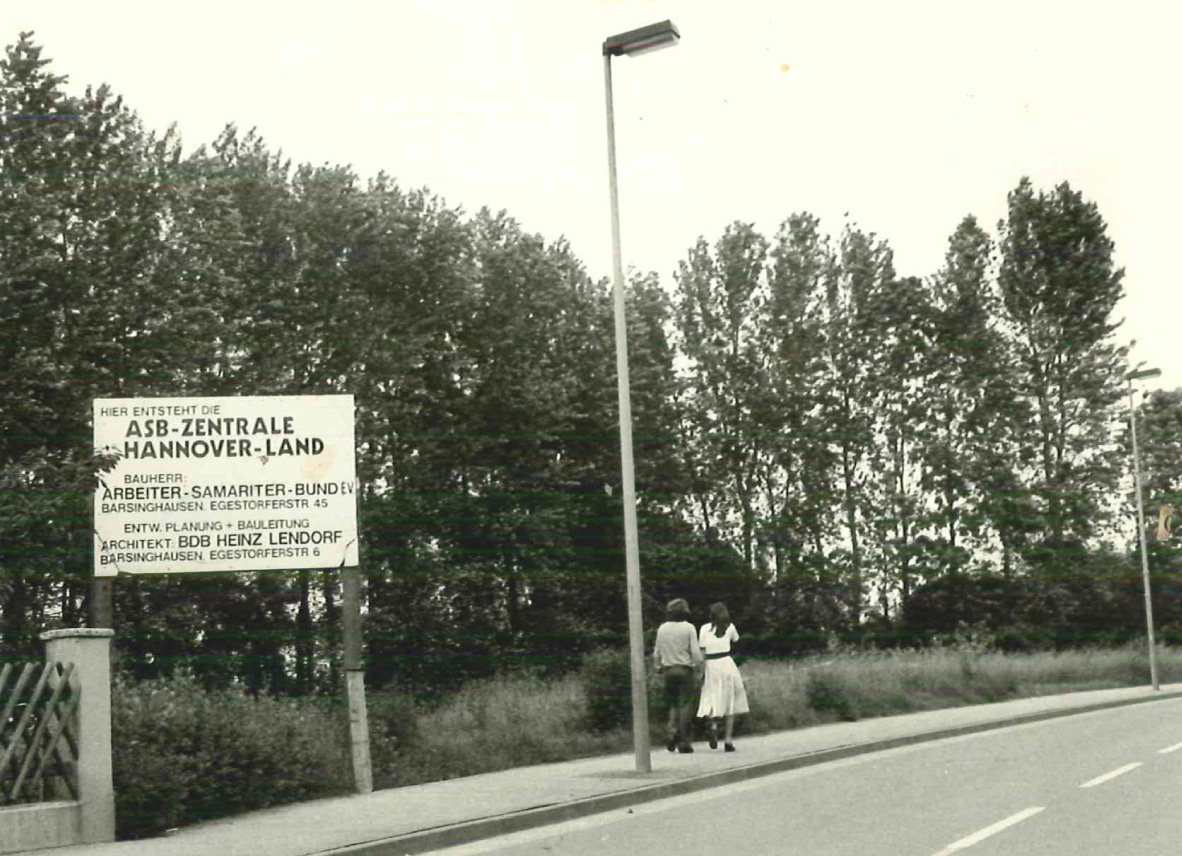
top-left (31, 682), bottom-right (1182, 856)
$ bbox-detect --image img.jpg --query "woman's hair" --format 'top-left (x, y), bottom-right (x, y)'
top-left (709, 602), bottom-right (731, 637)
top-left (666, 598), bottom-right (691, 622)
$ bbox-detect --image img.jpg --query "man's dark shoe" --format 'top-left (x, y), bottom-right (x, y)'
top-left (677, 743), bottom-right (694, 753)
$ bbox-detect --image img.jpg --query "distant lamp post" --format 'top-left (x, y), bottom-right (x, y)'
top-left (602, 19), bottom-right (680, 773)
top-left (1127, 365), bottom-right (1161, 691)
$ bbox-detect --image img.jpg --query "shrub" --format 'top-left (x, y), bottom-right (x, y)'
top-left (366, 687), bottom-right (419, 736)
top-left (581, 648), bottom-right (624, 732)
top-left (111, 673), bottom-right (351, 839)
top-left (580, 648), bottom-right (661, 733)
top-left (804, 666), bottom-right (859, 721)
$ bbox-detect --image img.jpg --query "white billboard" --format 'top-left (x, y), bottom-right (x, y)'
top-left (93, 395), bottom-right (358, 576)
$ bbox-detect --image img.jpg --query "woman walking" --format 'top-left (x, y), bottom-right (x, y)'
top-left (696, 602), bottom-right (748, 751)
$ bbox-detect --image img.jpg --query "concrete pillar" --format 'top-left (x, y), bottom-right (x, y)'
top-left (341, 567), bottom-right (373, 794)
top-left (40, 628), bottom-right (115, 845)
top-left (345, 670), bottom-right (373, 794)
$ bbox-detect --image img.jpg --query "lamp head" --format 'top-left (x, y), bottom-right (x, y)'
top-left (1127, 367), bottom-right (1162, 381)
top-left (603, 20), bottom-right (680, 57)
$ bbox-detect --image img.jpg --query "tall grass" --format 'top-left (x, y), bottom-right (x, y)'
top-left (392, 643), bottom-right (1182, 761)
top-left (112, 643), bottom-right (1182, 839)
top-left (741, 642), bottom-right (1180, 731)
top-left (373, 672), bottom-right (623, 789)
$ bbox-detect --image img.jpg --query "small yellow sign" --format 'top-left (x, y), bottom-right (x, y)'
top-left (1157, 505), bottom-right (1174, 541)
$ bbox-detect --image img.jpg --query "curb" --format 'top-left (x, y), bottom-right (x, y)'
top-left (320, 688), bottom-right (1182, 855)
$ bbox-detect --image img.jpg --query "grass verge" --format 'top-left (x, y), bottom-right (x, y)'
top-left (113, 643), bottom-right (1182, 838)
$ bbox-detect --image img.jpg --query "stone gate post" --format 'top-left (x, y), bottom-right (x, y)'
top-left (40, 628), bottom-right (115, 845)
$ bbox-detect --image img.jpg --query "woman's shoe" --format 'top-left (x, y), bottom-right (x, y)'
top-left (708, 721), bottom-right (718, 750)
top-left (724, 743), bottom-right (736, 752)
top-left (666, 734), bottom-right (678, 752)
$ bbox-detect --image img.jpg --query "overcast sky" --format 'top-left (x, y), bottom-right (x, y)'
top-left (7, 1), bottom-right (1180, 391)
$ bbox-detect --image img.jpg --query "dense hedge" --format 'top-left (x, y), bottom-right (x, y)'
top-left (111, 675), bottom-right (354, 839)
top-left (580, 647), bottom-right (664, 733)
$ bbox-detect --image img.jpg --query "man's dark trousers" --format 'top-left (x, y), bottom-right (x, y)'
top-left (663, 664), bottom-right (696, 748)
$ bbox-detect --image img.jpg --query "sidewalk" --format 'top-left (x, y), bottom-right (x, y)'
top-left (35, 683), bottom-right (1182, 856)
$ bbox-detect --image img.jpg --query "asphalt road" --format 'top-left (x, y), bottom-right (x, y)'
top-left (422, 696), bottom-right (1182, 855)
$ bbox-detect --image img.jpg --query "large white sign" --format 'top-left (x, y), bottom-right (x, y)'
top-left (93, 395), bottom-right (358, 576)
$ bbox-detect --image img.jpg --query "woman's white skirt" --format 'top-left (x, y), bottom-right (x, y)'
top-left (697, 656), bottom-right (749, 717)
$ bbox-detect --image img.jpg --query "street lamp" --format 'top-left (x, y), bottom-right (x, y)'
top-left (603, 19), bottom-right (680, 772)
top-left (1127, 365), bottom-right (1161, 690)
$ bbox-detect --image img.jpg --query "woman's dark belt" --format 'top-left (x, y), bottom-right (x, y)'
top-left (704, 651), bottom-right (731, 660)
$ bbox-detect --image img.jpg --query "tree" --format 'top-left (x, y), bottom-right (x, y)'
top-left (923, 216), bottom-right (1027, 578)
top-left (1122, 387), bottom-right (1182, 579)
top-left (997, 178), bottom-right (1128, 572)
top-left (819, 224), bottom-right (896, 624)
top-left (673, 222), bottom-right (770, 573)
top-left (758, 213), bottom-right (844, 630)
top-left (867, 273), bottom-right (937, 618)
top-left (1129, 388), bottom-right (1182, 513)
top-left (0, 33), bottom-right (172, 653)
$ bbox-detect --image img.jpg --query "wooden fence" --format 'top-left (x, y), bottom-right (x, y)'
top-left (1, 630), bottom-right (113, 855)
top-left (0, 661), bottom-right (81, 806)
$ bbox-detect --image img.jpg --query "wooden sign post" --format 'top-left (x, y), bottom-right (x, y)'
top-left (341, 565), bottom-right (372, 793)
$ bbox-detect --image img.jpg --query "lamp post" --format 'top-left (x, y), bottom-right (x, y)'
top-left (1127, 366), bottom-right (1161, 691)
top-left (602, 19), bottom-right (680, 772)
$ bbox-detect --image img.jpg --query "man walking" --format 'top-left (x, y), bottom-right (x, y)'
top-left (653, 598), bottom-right (704, 753)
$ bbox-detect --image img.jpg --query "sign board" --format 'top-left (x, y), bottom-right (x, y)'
top-left (93, 395), bottom-right (358, 576)
top-left (1158, 504), bottom-right (1175, 542)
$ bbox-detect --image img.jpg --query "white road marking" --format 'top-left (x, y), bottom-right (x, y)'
top-left (422, 706), bottom-right (1181, 855)
top-left (1079, 762), bottom-right (1142, 788)
top-left (1158, 741), bottom-right (1182, 755)
top-left (931, 807), bottom-right (1045, 855)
